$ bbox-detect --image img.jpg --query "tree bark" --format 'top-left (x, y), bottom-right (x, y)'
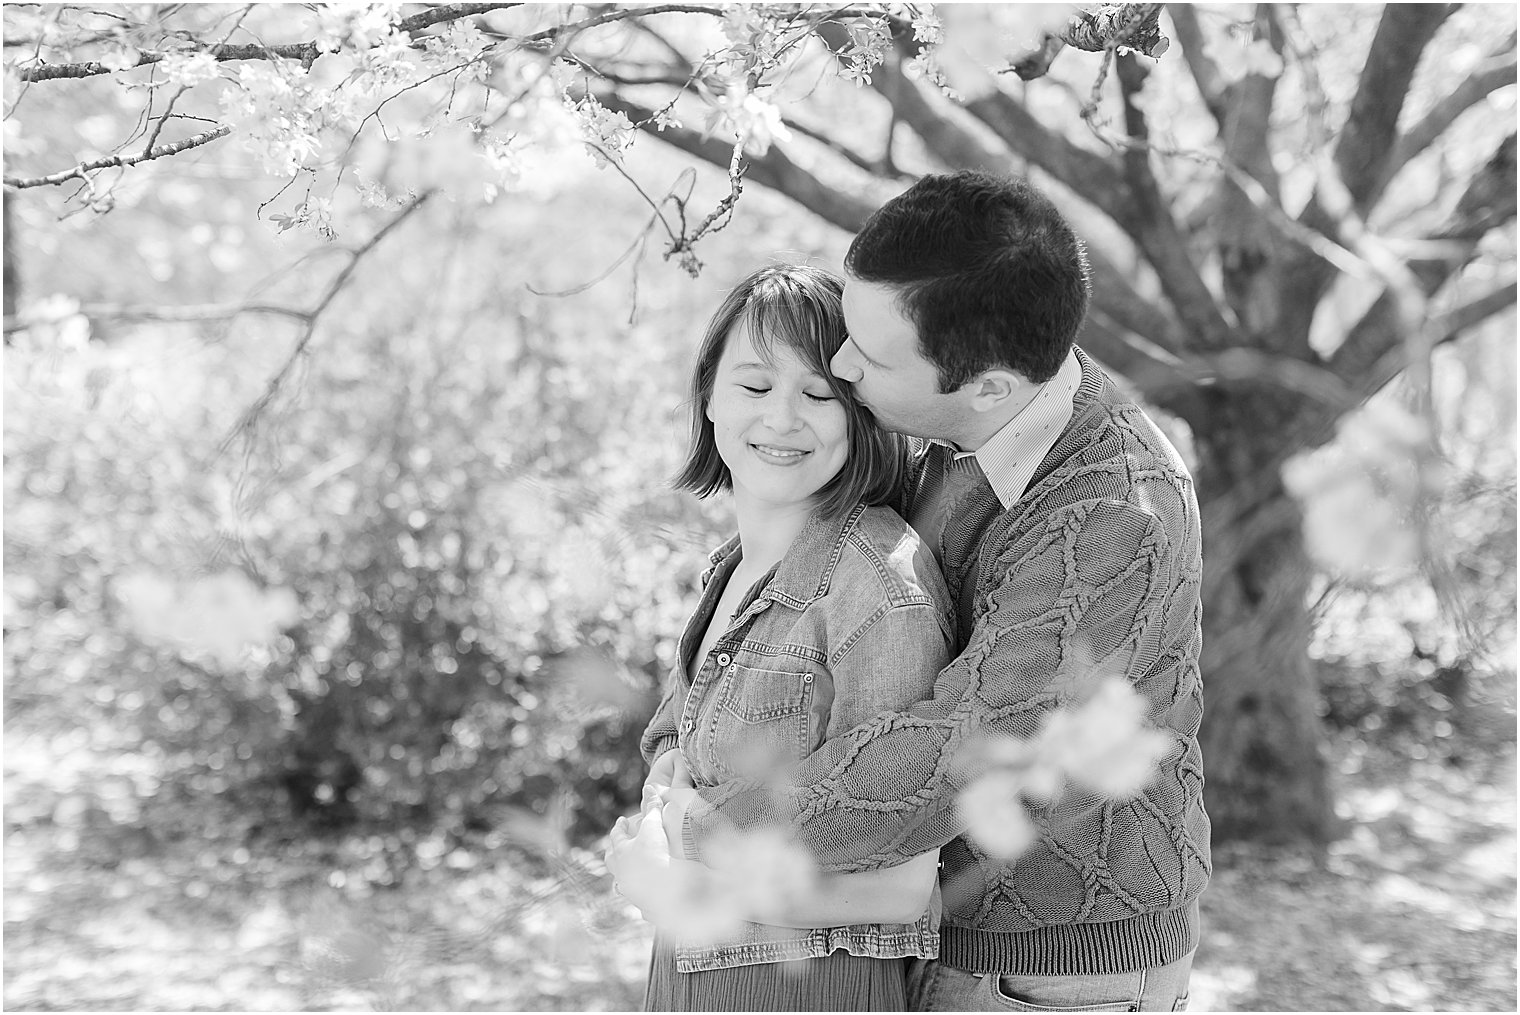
top-left (1194, 388), bottom-right (1337, 844)
top-left (3, 193), bottom-right (18, 329)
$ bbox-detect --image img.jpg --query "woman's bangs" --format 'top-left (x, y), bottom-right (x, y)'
top-left (741, 299), bottom-right (834, 382)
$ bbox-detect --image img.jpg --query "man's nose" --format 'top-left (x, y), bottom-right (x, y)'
top-left (830, 345), bottom-right (863, 383)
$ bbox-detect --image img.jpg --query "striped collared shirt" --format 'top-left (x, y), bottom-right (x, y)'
top-left (950, 349), bottom-right (1083, 508)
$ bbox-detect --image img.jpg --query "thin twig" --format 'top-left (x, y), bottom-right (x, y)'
top-left (144, 5), bottom-right (255, 153)
top-left (526, 211), bottom-right (659, 298)
top-left (142, 84), bottom-right (191, 153)
top-left (3, 124), bottom-right (233, 189)
top-left (521, 5), bottom-right (724, 45)
top-left (217, 191), bottom-right (435, 455)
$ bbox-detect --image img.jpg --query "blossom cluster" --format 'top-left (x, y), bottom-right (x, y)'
top-left (957, 677), bottom-right (1175, 859)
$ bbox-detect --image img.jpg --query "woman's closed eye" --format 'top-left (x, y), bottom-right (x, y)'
top-left (804, 391), bottom-right (835, 403)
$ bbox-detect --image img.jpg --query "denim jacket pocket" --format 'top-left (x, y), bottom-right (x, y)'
top-left (707, 665), bottom-right (814, 781)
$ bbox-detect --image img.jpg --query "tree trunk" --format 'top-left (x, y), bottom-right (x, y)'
top-left (3, 193), bottom-right (18, 328)
top-left (1193, 392), bottom-right (1337, 845)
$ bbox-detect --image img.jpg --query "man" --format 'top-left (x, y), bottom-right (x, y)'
top-left (617, 171), bottom-right (1210, 1011)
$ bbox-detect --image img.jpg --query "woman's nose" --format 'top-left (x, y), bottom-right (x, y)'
top-left (763, 394), bottom-right (803, 433)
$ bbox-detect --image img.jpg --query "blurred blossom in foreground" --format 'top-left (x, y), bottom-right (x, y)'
top-left (1283, 400), bottom-right (1443, 580)
top-left (957, 678), bottom-right (1173, 859)
top-left (629, 819), bottom-right (819, 947)
top-left (114, 568), bottom-right (298, 668)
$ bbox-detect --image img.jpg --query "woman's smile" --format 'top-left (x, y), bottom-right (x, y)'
top-left (750, 442), bottom-right (811, 463)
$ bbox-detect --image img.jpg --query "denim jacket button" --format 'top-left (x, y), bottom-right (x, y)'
top-left (802, 673), bottom-right (813, 683)
top-left (716, 652), bottom-right (731, 667)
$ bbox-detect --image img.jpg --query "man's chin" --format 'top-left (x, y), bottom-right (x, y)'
top-left (862, 405), bottom-right (915, 438)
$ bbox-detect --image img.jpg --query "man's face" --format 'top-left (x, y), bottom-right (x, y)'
top-left (833, 278), bottom-right (965, 442)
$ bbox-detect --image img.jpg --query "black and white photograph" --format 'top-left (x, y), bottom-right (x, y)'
top-left (2, 3), bottom-right (1515, 1011)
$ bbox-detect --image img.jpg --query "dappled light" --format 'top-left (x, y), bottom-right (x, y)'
top-left (4, 2), bottom-right (1515, 1011)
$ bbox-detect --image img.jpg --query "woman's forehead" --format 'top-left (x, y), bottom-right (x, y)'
top-left (725, 317), bottom-right (824, 376)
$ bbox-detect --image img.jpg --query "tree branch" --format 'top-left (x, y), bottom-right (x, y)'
top-left (396, 2), bottom-right (523, 34)
top-left (1, 298), bottom-right (308, 335)
top-left (1280, 4), bottom-right (1464, 346)
top-left (1167, 3), bottom-right (1229, 128)
top-left (1361, 279), bottom-right (1517, 398)
top-left (784, 117), bottom-right (905, 179)
top-left (522, 5), bottom-right (723, 45)
top-left (89, 302), bottom-right (310, 323)
top-left (870, 51), bottom-right (1011, 173)
top-left (1212, 6), bottom-right (1288, 338)
top-left (1221, 5), bottom-right (1282, 193)
top-left (961, 90), bottom-right (1133, 226)
top-left (2, 125), bottom-right (232, 189)
top-left (15, 3), bottom-right (524, 81)
top-left (1107, 54), bottom-right (1235, 347)
top-left (217, 191), bottom-right (435, 455)
top-left (1336, 3), bottom-right (1455, 217)
top-left (599, 92), bottom-right (878, 232)
top-left (1330, 133), bottom-right (1516, 380)
top-left (1383, 41), bottom-right (1518, 187)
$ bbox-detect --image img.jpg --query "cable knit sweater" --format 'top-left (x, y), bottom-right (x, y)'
top-left (680, 349), bottom-right (1212, 976)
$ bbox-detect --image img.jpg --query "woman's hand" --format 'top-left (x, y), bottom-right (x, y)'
top-left (605, 807), bottom-right (683, 927)
top-left (643, 749), bottom-right (693, 799)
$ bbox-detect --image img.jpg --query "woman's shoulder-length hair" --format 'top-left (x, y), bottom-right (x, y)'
top-left (673, 262), bottom-right (905, 520)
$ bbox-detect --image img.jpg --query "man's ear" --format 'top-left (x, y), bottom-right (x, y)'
top-left (966, 369), bottom-right (1023, 413)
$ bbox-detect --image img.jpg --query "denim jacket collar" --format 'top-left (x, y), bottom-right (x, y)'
top-left (701, 502), bottom-right (868, 611)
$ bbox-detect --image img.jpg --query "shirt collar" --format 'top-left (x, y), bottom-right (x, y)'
top-left (704, 502), bottom-right (867, 611)
top-left (946, 349), bottom-right (1083, 508)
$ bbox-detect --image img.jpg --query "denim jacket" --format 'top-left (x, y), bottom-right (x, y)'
top-left (640, 502), bottom-right (956, 973)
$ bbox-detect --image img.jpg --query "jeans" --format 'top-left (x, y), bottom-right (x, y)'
top-left (907, 950), bottom-right (1195, 1012)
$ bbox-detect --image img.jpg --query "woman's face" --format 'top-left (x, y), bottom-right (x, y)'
top-left (707, 320), bottom-right (849, 511)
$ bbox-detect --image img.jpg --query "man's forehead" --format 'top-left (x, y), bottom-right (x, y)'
top-left (842, 278), bottom-right (896, 315)
top-left (843, 279), bottom-right (914, 354)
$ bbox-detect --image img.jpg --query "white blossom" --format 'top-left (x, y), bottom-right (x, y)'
top-left (160, 51), bottom-right (220, 88)
top-left (707, 87), bottom-right (791, 156)
top-left (958, 771), bottom-right (1039, 859)
top-left (116, 569), bottom-right (299, 669)
top-left (958, 678), bottom-right (1173, 859)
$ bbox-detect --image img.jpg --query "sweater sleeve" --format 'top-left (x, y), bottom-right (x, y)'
top-left (680, 498), bottom-right (1176, 873)
top-left (639, 669), bottom-right (684, 767)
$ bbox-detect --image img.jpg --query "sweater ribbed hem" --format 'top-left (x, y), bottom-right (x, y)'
top-left (939, 901), bottom-right (1200, 976)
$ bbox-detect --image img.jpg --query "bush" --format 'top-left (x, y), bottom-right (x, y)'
top-left (4, 197), bottom-right (738, 859)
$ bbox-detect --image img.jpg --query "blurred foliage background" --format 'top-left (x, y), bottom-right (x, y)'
top-left (3, 3), bottom-right (1515, 1010)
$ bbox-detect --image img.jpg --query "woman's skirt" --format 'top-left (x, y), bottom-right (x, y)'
top-left (643, 932), bottom-right (908, 1012)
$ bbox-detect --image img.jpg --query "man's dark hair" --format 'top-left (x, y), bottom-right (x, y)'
top-left (844, 171), bottom-right (1091, 389)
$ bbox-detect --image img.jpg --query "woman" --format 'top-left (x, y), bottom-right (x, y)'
top-left (617, 264), bottom-right (955, 1011)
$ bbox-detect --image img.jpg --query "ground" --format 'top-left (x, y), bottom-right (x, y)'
top-left (4, 735), bottom-right (1515, 1012)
